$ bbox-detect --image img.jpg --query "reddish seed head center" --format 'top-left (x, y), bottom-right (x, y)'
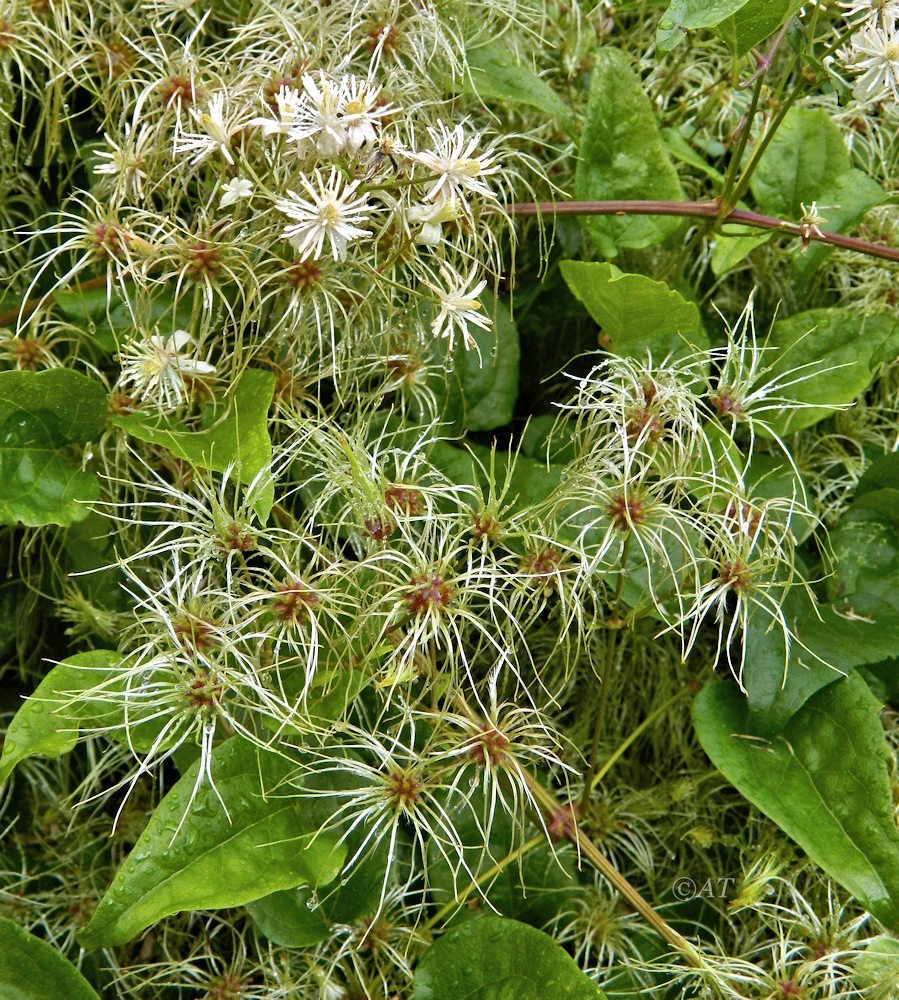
top-left (367, 21), bottom-right (400, 54)
top-left (710, 389), bottom-right (744, 419)
top-left (160, 74), bottom-right (197, 107)
top-left (173, 614), bottom-right (216, 651)
top-left (286, 259), bottom-right (322, 291)
top-left (364, 514), bottom-right (395, 541)
top-left (215, 521), bottom-right (255, 553)
top-left (472, 511), bottom-right (502, 544)
top-left (273, 581), bottom-right (319, 623)
top-left (185, 241), bottom-right (223, 280)
top-left (386, 769), bottom-right (420, 808)
top-left (185, 672), bottom-right (222, 712)
top-left (605, 493), bottom-right (647, 532)
top-left (404, 573), bottom-right (453, 614)
top-left (385, 485), bottom-right (424, 515)
top-left (470, 726), bottom-right (510, 766)
top-left (720, 560), bottom-right (751, 591)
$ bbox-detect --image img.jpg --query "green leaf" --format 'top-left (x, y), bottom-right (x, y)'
top-left (742, 589), bottom-right (899, 735)
top-left (111, 368), bottom-right (275, 519)
top-left (442, 295), bottom-right (520, 432)
top-left (414, 917), bottom-right (605, 999)
top-left (830, 489), bottom-right (899, 608)
top-left (710, 226), bottom-right (773, 276)
top-left (429, 440), bottom-right (563, 513)
top-left (749, 107), bottom-right (884, 277)
top-left (54, 286), bottom-right (195, 356)
top-left (0, 650), bottom-right (119, 781)
top-left (857, 451), bottom-right (899, 496)
top-left (0, 368), bottom-right (106, 527)
top-left (245, 888), bottom-right (330, 948)
top-left (660, 127), bottom-right (725, 183)
top-left (854, 934), bottom-right (899, 994)
top-left (719, 0), bottom-right (804, 55)
top-left (0, 648), bottom-right (213, 775)
top-left (454, 41), bottom-right (570, 123)
top-left (694, 675), bottom-right (899, 929)
top-left (0, 916), bottom-right (99, 999)
top-left (78, 738), bottom-right (345, 948)
top-left (560, 260), bottom-right (708, 358)
top-left (574, 49), bottom-right (684, 257)
top-left (760, 309), bottom-right (899, 436)
top-left (657, 0), bottom-right (751, 53)
top-left (751, 108), bottom-right (850, 220)
top-left (248, 836), bottom-right (391, 946)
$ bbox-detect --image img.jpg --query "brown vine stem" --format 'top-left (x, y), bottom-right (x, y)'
top-left (522, 771), bottom-right (705, 969)
top-left (447, 692), bottom-right (704, 970)
top-left (509, 200), bottom-right (899, 264)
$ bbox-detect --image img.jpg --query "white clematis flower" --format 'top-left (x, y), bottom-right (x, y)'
top-left (119, 330), bottom-right (216, 409)
top-left (275, 168), bottom-right (372, 261)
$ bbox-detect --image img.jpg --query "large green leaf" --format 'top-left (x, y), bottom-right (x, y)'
top-left (710, 226), bottom-right (773, 276)
top-left (694, 676), bottom-right (899, 929)
top-left (0, 648), bottom-right (220, 777)
top-left (78, 738), bottom-right (345, 948)
top-left (111, 368), bottom-right (275, 519)
top-left (719, 0), bottom-right (804, 55)
top-left (759, 309), bottom-right (899, 436)
top-left (749, 108), bottom-right (883, 277)
top-left (454, 41), bottom-right (569, 123)
top-left (742, 589), bottom-right (899, 735)
top-left (247, 836), bottom-right (390, 946)
top-left (857, 451), bottom-right (899, 496)
top-left (560, 260), bottom-right (708, 358)
top-left (244, 888), bottom-right (330, 948)
top-left (854, 935), bottom-right (899, 995)
top-left (0, 916), bottom-right (99, 1000)
top-left (0, 368), bottom-right (106, 527)
top-left (0, 650), bottom-right (119, 781)
top-left (574, 49), bottom-right (684, 257)
top-left (657, 0), bottom-right (750, 53)
top-left (414, 917), bottom-right (605, 999)
top-left (751, 108), bottom-right (851, 221)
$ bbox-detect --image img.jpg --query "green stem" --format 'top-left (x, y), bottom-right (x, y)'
top-left (717, 71), bottom-right (766, 216)
top-left (447, 694), bottom-right (704, 971)
top-left (589, 688), bottom-right (690, 794)
top-left (725, 81), bottom-right (802, 212)
top-left (422, 833), bottom-right (545, 932)
top-left (580, 537), bottom-right (632, 807)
